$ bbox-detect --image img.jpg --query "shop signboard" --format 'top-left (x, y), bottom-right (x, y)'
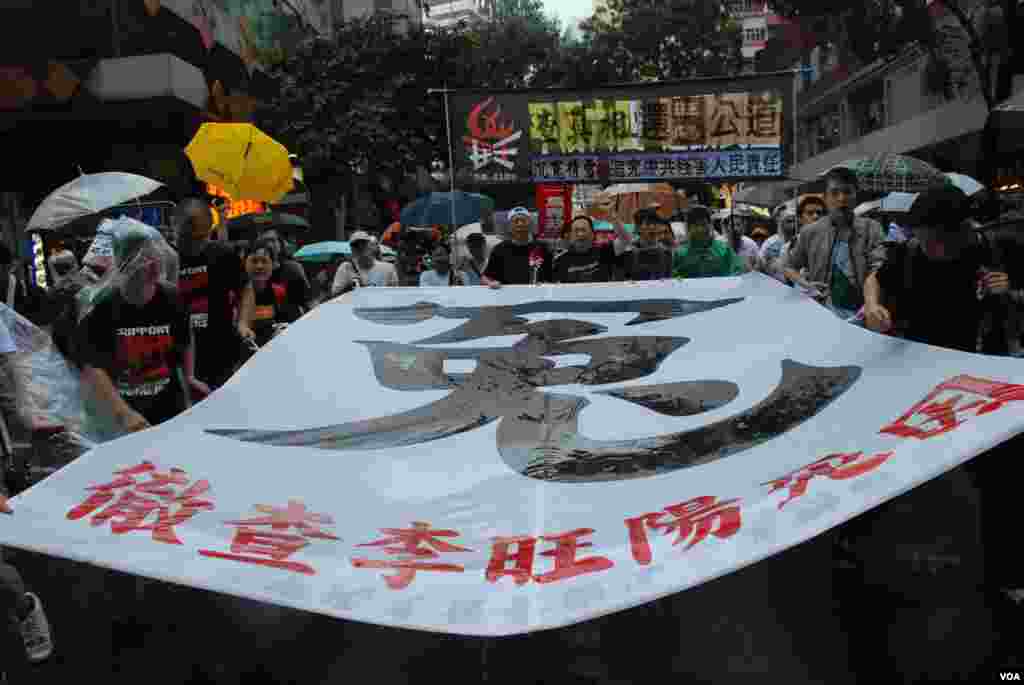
top-left (449, 73), bottom-right (793, 185)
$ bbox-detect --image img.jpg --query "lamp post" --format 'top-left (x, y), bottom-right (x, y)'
top-left (427, 84), bottom-right (458, 232)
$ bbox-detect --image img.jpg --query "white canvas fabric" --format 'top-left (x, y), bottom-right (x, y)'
top-left (2, 275), bottom-right (1023, 637)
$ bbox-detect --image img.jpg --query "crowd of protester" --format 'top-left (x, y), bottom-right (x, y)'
top-left (1, 174), bottom-right (1023, 680)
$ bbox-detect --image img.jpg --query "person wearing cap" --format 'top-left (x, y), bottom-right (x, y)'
top-left (782, 168), bottom-right (886, 317)
top-left (672, 206), bottom-right (745, 279)
top-left (484, 207), bottom-right (552, 287)
top-left (455, 231), bottom-right (494, 286)
top-left (175, 199), bottom-right (245, 392)
top-left (78, 221), bottom-right (194, 434)
top-left (331, 231), bottom-right (398, 296)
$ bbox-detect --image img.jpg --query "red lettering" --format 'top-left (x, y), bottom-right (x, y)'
top-left (486, 536), bottom-right (538, 585)
top-left (199, 529), bottom-right (315, 575)
top-left (881, 375), bottom-right (1024, 440)
top-left (200, 500), bottom-right (339, 575)
top-left (351, 521), bottom-right (472, 590)
top-left (627, 496), bottom-right (742, 566)
top-left (534, 528), bottom-right (613, 584)
top-left (66, 461), bottom-right (214, 544)
top-left (764, 452), bottom-right (893, 509)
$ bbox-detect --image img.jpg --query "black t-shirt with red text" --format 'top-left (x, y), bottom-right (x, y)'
top-left (484, 241), bottom-right (553, 285)
top-left (178, 241), bottom-right (244, 385)
top-left (251, 283), bottom-right (288, 347)
top-left (80, 286), bottom-right (191, 426)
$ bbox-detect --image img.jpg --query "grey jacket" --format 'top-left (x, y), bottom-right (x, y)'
top-left (782, 214), bottom-right (887, 292)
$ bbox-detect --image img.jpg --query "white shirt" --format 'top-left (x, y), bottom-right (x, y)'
top-left (332, 260), bottom-right (399, 293)
top-left (419, 269), bottom-right (459, 287)
top-left (0, 315), bottom-right (15, 354)
top-left (731, 235), bottom-right (760, 272)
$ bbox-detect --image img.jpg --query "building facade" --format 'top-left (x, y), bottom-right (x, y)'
top-left (422, 0), bottom-right (494, 27)
top-left (785, 0), bottom-right (1024, 183)
top-left (334, 0), bottom-right (424, 30)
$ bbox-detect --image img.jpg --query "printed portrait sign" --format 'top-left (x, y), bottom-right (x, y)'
top-left (3, 276), bottom-right (1024, 637)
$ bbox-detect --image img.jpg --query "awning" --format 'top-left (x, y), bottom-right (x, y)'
top-left (85, 53), bottom-right (208, 110)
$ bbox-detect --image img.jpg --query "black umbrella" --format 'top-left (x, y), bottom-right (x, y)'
top-left (225, 211), bottom-right (310, 241)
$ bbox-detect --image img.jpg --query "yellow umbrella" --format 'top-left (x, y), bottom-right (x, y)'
top-left (185, 123), bottom-right (294, 203)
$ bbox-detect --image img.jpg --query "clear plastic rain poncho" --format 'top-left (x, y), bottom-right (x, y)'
top-left (0, 217), bottom-right (181, 451)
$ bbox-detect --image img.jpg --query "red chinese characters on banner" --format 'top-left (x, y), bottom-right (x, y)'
top-left (763, 451), bottom-right (894, 509)
top-left (351, 521), bottom-right (473, 590)
top-left (880, 375), bottom-right (1024, 440)
top-left (198, 500), bottom-right (339, 576)
top-left (66, 461), bottom-right (214, 545)
top-left (625, 496), bottom-right (742, 566)
top-left (486, 528), bottom-right (614, 586)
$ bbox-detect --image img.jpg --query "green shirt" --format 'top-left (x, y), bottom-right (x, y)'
top-left (673, 240), bottom-right (745, 279)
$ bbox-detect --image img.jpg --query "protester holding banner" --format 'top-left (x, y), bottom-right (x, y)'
top-left (78, 222), bottom-right (194, 435)
top-left (237, 239), bottom-right (298, 349)
top-left (484, 207), bottom-right (553, 286)
top-left (672, 206), bottom-right (745, 279)
top-left (258, 228), bottom-right (312, 312)
top-left (455, 233), bottom-right (495, 286)
top-left (175, 199), bottom-right (244, 391)
top-left (622, 209), bottom-right (673, 281)
top-left (552, 216), bottom-right (619, 284)
top-left (782, 168), bottom-right (886, 317)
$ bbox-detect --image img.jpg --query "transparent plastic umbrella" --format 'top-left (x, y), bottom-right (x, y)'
top-left (27, 172), bottom-right (163, 231)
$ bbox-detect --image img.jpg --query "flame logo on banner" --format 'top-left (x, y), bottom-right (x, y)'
top-left (464, 98), bottom-right (523, 173)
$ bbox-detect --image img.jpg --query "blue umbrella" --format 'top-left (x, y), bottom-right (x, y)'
top-left (400, 192), bottom-right (494, 228)
top-left (293, 241), bottom-right (351, 263)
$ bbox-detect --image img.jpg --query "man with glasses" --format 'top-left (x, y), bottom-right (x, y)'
top-left (782, 169), bottom-right (886, 318)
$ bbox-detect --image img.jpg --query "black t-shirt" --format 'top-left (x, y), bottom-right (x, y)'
top-left (251, 283), bottom-right (287, 348)
top-left (625, 245), bottom-right (673, 281)
top-left (178, 241), bottom-right (244, 384)
top-left (484, 241), bottom-right (553, 285)
top-left (552, 244), bottom-right (617, 283)
top-left (272, 258), bottom-right (311, 308)
top-left (877, 240), bottom-right (986, 353)
top-left (80, 286), bottom-right (190, 426)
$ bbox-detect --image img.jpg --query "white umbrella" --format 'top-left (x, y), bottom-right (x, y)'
top-left (945, 172), bottom-right (985, 196)
top-left (854, 200), bottom-right (881, 217)
top-left (27, 172), bottom-right (163, 231)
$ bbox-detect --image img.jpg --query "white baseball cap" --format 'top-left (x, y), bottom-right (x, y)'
top-left (508, 207), bottom-right (532, 221)
top-left (349, 230), bottom-right (373, 245)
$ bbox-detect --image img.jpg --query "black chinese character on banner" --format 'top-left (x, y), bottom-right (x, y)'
top-left (642, 101), bottom-right (667, 141)
top-left (728, 153), bottom-right (747, 177)
top-left (670, 96), bottom-right (706, 146)
top-left (747, 154), bottom-right (762, 176)
top-left (657, 158), bottom-right (674, 177)
top-left (532, 109), bottom-right (559, 148)
top-left (675, 159), bottom-right (692, 178)
top-left (611, 159), bottom-right (627, 179)
top-left (583, 158), bottom-right (597, 179)
top-left (763, 152), bottom-right (782, 176)
top-left (643, 159), bottom-right (659, 177)
top-left (709, 96), bottom-right (743, 141)
top-left (531, 160), bottom-right (544, 178)
top-left (692, 158), bottom-right (707, 178)
top-left (746, 95), bottom-right (780, 139)
top-left (628, 159), bottom-right (643, 177)
top-left (551, 160), bottom-right (564, 178)
top-left (566, 105), bottom-right (592, 150)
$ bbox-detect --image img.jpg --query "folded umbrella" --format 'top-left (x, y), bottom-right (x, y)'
top-left (27, 172), bottom-right (163, 231)
top-left (186, 123), bottom-right (294, 203)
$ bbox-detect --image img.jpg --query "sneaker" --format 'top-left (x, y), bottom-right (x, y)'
top-left (18, 592), bottom-right (53, 663)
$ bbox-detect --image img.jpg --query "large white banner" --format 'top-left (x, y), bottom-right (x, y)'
top-left (3, 275), bottom-right (1024, 636)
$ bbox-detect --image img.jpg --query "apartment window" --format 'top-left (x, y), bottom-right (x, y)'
top-left (849, 80), bottom-right (886, 139)
top-left (744, 27), bottom-right (765, 42)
